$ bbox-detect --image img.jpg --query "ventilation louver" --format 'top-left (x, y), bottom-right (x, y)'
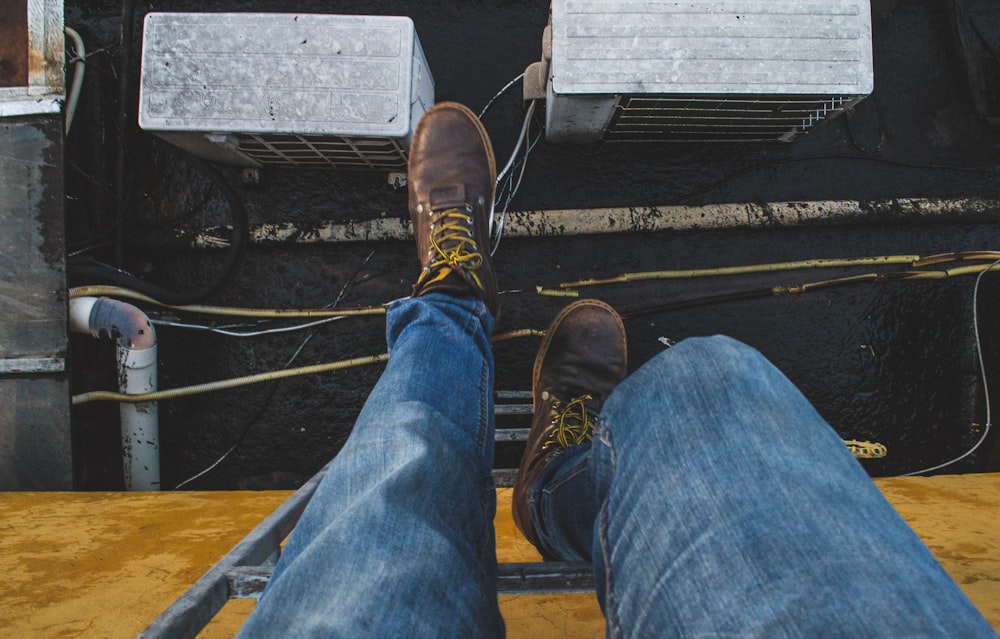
top-left (138, 13), bottom-right (433, 169)
top-left (526, 0), bottom-right (874, 143)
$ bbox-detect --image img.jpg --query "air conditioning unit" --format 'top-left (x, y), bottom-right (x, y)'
top-left (525, 0), bottom-right (874, 143)
top-left (138, 13), bottom-right (434, 169)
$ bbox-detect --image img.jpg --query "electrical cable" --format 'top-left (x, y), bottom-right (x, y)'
top-left (559, 255), bottom-right (924, 289)
top-left (171, 327), bottom-right (547, 490)
top-left (478, 72), bottom-right (525, 119)
top-left (550, 252), bottom-right (1000, 295)
top-left (562, 248), bottom-right (996, 473)
top-left (171, 332), bottom-right (315, 490)
top-left (69, 285), bottom-right (386, 318)
top-left (70, 189), bottom-right (218, 257)
top-left (494, 125), bottom-right (542, 256)
top-left (477, 71), bottom-right (539, 248)
top-left (900, 259), bottom-right (999, 476)
top-left (72, 353), bottom-right (390, 405)
top-left (171, 251), bottom-right (379, 489)
top-left (64, 27), bottom-right (86, 135)
top-left (74, 246), bottom-right (1000, 471)
top-left (150, 315), bottom-right (347, 337)
top-left (68, 154), bottom-right (249, 305)
top-left (172, 379), bottom-right (280, 490)
top-left (615, 261), bottom-right (999, 320)
top-left (492, 100), bottom-right (539, 254)
top-left (496, 100), bottom-right (537, 189)
top-left (114, 0), bottom-right (137, 266)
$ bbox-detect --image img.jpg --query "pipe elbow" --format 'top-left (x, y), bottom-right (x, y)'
top-left (70, 296), bottom-right (156, 350)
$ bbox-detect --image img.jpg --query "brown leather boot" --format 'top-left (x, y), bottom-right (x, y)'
top-left (512, 299), bottom-right (627, 550)
top-left (408, 101), bottom-right (498, 317)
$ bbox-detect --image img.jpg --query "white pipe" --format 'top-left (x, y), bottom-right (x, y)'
top-left (64, 26), bottom-right (85, 135)
top-left (70, 296), bottom-right (160, 490)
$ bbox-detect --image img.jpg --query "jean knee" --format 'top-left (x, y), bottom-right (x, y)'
top-left (628, 335), bottom-right (771, 398)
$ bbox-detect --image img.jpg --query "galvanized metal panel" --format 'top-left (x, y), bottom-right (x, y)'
top-left (550, 0), bottom-right (874, 95)
top-left (138, 13), bottom-right (434, 168)
top-left (0, 118), bottom-right (67, 360)
top-left (0, 115), bottom-right (71, 490)
top-left (0, 377), bottom-right (72, 489)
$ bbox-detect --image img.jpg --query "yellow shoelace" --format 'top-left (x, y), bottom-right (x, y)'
top-left (543, 394), bottom-right (596, 449)
top-left (418, 206), bottom-right (485, 290)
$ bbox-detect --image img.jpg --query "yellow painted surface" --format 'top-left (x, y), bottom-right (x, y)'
top-left (0, 475), bottom-right (997, 638)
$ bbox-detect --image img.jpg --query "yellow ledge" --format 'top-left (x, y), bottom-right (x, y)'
top-left (0, 475), bottom-right (997, 638)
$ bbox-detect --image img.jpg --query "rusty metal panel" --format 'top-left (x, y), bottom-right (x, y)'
top-left (0, 3), bottom-right (29, 88)
top-left (0, 0), bottom-right (64, 116)
top-left (0, 115), bottom-right (71, 490)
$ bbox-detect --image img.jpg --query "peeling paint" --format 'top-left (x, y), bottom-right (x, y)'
top-left (149, 197), bottom-right (1000, 250)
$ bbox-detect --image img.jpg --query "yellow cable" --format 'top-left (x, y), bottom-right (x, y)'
top-left (912, 250), bottom-right (1000, 267)
top-left (73, 353), bottom-right (389, 404)
top-left (69, 285), bottom-right (387, 318)
top-left (493, 328), bottom-right (546, 342)
top-left (536, 285), bottom-right (579, 298)
top-left (72, 254), bottom-right (1000, 407)
top-left (71, 330), bottom-right (546, 405)
top-left (844, 439), bottom-right (888, 459)
top-left (559, 255), bottom-right (921, 288)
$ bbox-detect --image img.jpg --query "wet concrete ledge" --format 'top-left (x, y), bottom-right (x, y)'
top-left (1, 473), bottom-right (997, 637)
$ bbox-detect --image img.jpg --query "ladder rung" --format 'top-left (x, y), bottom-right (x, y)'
top-left (225, 561), bottom-right (595, 597)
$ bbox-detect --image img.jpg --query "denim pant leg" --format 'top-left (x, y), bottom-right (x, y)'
top-left (525, 443), bottom-right (596, 561)
top-left (238, 294), bottom-right (503, 639)
top-left (588, 335), bottom-right (997, 638)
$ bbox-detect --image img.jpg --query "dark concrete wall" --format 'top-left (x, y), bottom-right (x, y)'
top-left (64, 0), bottom-right (1000, 489)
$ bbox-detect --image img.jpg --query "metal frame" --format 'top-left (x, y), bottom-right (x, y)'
top-left (138, 391), bottom-right (593, 638)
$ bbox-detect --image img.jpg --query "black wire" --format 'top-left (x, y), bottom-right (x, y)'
top-left (114, 0), bottom-right (137, 266)
top-left (621, 287), bottom-right (777, 320)
top-left (68, 154), bottom-right (249, 305)
top-left (618, 269), bottom-right (973, 320)
top-left (172, 380), bottom-right (280, 490)
top-left (171, 251), bottom-right (379, 489)
top-left (843, 95), bottom-right (887, 154)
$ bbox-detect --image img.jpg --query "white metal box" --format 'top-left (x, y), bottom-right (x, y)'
top-left (539, 0), bottom-right (874, 142)
top-left (138, 13), bottom-right (434, 168)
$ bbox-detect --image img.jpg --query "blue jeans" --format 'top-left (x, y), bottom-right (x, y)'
top-left (239, 294), bottom-right (997, 638)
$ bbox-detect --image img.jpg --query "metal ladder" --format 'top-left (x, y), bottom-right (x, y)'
top-left (138, 391), bottom-right (593, 639)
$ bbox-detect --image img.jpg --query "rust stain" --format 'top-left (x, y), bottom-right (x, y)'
top-left (0, 2), bottom-right (29, 87)
top-left (27, 46), bottom-right (45, 81)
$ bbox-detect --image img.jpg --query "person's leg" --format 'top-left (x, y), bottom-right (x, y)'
top-left (239, 102), bottom-right (503, 638)
top-left (238, 294), bottom-right (502, 638)
top-left (591, 335), bottom-right (997, 638)
top-left (512, 300), bottom-right (627, 561)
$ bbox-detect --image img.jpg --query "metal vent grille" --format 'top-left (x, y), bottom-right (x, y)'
top-left (238, 134), bottom-right (407, 169)
top-left (541, 0), bottom-right (874, 143)
top-left (138, 13), bottom-right (433, 169)
top-left (605, 94), bottom-right (861, 142)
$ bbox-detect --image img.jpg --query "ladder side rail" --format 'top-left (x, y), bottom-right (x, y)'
top-left (136, 461), bottom-right (332, 639)
top-left (225, 560), bottom-right (595, 598)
